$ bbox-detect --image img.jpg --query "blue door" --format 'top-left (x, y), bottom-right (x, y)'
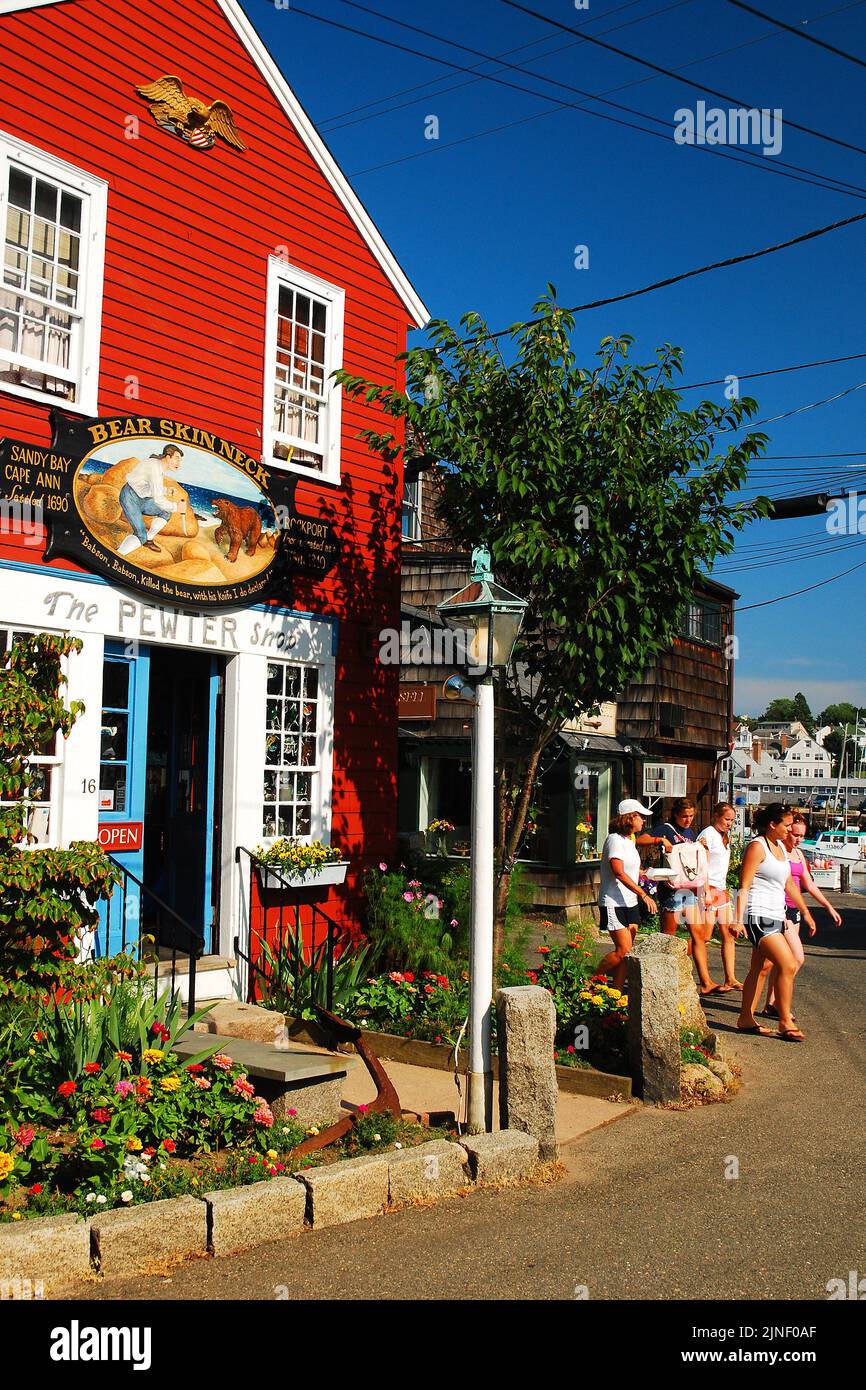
top-left (97, 644), bottom-right (222, 959)
top-left (97, 642), bottom-right (150, 956)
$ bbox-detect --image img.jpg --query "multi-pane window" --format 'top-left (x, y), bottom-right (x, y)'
top-left (99, 658), bottom-right (131, 815)
top-left (263, 661), bottom-right (320, 838)
top-left (678, 598), bottom-right (723, 648)
top-left (264, 259), bottom-right (343, 479)
top-left (0, 137), bottom-right (104, 409)
top-left (0, 627), bottom-right (63, 844)
top-left (402, 475), bottom-right (422, 540)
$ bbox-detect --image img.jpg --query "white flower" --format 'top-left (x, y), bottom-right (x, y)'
top-left (159, 1163), bottom-right (166, 1171)
top-left (121, 1190), bottom-right (133, 1203)
top-left (394, 1142), bottom-right (403, 1149)
top-left (141, 1175), bottom-right (150, 1184)
top-left (373, 1134), bottom-right (381, 1142)
top-left (85, 1193), bottom-right (96, 1203)
top-left (96, 1194), bottom-right (107, 1204)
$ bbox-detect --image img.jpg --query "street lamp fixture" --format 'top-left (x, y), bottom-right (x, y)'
top-left (436, 546), bottom-right (527, 677)
top-left (436, 546), bottom-right (527, 1135)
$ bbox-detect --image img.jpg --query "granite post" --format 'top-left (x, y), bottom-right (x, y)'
top-left (495, 985), bottom-right (558, 1160)
top-left (626, 941), bottom-right (680, 1103)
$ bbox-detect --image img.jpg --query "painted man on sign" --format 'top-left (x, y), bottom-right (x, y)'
top-left (116, 444), bottom-right (187, 556)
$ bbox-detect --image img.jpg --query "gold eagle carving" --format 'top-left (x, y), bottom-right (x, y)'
top-left (136, 76), bottom-right (245, 151)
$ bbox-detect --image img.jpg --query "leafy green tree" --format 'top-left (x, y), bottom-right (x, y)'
top-left (0, 633), bottom-right (120, 1000)
top-left (819, 702), bottom-right (859, 728)
top-left (759, 697), bottom-right (796, 723)
top-left (792, 692), bottom-right (814, 733)
top-left (338, 292), bottom-right (768, 958)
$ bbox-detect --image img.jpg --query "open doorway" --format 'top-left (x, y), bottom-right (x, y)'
top-left (143, 648), bottom-right (224, 955)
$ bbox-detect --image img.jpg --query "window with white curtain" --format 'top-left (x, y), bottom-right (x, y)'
top-left (0, 132), bottom-right (106, 411)
top-left (262, 257), bottom-right (344, 481)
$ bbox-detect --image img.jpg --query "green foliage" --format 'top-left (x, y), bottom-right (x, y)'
top-left (0, 633), bottom-right (121, 999)
top-left (337, 296), bottom-right (767, 939)
top-left (362, 864), bottom-right (457, 974)
top-left (352, 969), bottom-right (469, 1046)
top-left (256, 926), bottom-right (372, 1019)
top-left (680, 1026), bottom-right (712, 1065)
top-left (759, 697), bottom-right (796, 723)
top-left (346, 1107), bottom-right (398, 1152)
top-left (819, 702), bottom-right (860, 728)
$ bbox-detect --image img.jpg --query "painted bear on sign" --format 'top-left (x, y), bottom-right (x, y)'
top-left (212, 497), bottom-right (263, 563)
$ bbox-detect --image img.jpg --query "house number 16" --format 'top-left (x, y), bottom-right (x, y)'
top-left (82, 778), bottom-right (96, 793)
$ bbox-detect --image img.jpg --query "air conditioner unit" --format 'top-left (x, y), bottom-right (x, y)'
top-left (643, 763), bottom-right (688, 798)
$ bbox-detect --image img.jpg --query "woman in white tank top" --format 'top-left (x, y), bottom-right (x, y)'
top-left (733, 803), bottom-right (812, 1041)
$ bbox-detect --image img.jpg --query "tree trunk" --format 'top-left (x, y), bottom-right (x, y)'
top-left (491, 725), bottom-right (554, 964)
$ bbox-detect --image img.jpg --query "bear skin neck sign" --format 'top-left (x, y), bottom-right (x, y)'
top-left (0, 411), bottom-right (340, 609)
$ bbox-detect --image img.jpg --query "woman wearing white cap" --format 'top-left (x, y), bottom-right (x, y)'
top-left (596, 799), bottom-right (659, 989)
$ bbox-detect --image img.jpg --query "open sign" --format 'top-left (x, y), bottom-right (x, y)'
top-left (97, 821), bottom-right (143, 853)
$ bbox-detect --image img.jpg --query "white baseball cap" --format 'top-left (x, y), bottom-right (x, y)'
top-left (618, 797), bottom-right (653, 817)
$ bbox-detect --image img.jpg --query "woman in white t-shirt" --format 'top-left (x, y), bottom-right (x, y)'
top-left (697, 802), bottom-right (743, 993)
top-left (597, 799), bottom-right (658, 989)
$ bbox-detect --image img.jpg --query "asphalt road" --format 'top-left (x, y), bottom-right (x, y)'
top-left (72, 902), bottom-right (866, 1303)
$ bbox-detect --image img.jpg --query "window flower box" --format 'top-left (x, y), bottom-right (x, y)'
top-left (259, 861), bottom-right (349, 891)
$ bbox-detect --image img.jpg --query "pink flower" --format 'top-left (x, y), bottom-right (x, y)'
top-left (388, 971), bottom-right (404, 983)
top-left (194, 1077), bottom-right (211, 1090)
top-left (253, 1103), bottom-right (274, 1128)
top-left (379, 862), bottom-right (387, 871)
top-left (232, 1076), bottom-right (256, 1098)
top-left (357, 1104), bottom-right (368, 1114)
top-left (287, 1108), bottom-right (298, 1117)
top-left (114, 1080), bottom-right (134, 1097)
top-left (14, 1126), bottom-right (34, 1148)
top-left (247, 1155), bottom-right (259, 1164)
top-left (90, 1137), bottom-right (105, 1150)
top-left (402, 892), bottom-right (414, 903)
top-left (450, 919), bottom-right (458, 927)
top-left (212, 1053), bottom-right (233, 1071)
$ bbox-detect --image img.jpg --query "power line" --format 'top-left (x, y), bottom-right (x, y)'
top-left (498, 0), bottom-right (866, 159)
top-left (727, 375), bottom-right (866, 430)
top-left (288, 2), bottom-right (866, 198)
top-left (318, 0), bottom-right (672, 127)
top-left (479, 210), bottom-right (866, 336)
top-left (724, 0), bottom-right (866, 70)
top-left (680, 348), bottom-right (866, 389)
top-left (735, 552), bottom-right (866, 608)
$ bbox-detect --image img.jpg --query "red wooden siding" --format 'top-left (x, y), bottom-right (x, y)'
top-left (0, 0), bottom-right (421, 914)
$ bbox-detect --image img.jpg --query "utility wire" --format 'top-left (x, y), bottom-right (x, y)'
top-left (479, 210), bottom-right (866, 336)
top-left (680, 348), bottom-right (866, 389)
top-left (318, 0), bottom-right (672, 127)
top-left (724, 0), bottom-right (866, 69)
top-left (287, 2), bottom-right (866, 198)
top-left (498, 0), bottom-right (866, 159)
top-left (735, 553), bottom-right (866, 608)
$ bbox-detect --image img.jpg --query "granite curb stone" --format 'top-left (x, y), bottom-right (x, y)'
top-left (387, 1138), bottom-right (469, 1204)
top-left (205, 1177), bottom-right (308, 1254)
top-left (91, 1194), bottom-right (207, 1276)
top-left (461, 1130), bottom-right (540, 1183)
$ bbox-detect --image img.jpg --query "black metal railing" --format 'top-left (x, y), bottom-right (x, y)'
top-left (105, 854), bottom-right (206, 1015)
top-left (235, 847), bottom-right (340, 1012)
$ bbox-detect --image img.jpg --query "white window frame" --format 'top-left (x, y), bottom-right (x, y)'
top-left (0, 130), bottom-right (106, 415)
top-left (262, 256), bottom-right (344, 485)
top-left (261, 656), bottom-right (331, 843)
top-left (402, 472), bottom-right (422, 541)
top-left (0, 625), bottom-right (65, 847)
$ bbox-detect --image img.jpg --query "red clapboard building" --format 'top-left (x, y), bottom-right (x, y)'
top-left (0, 0), bottom-right (427, 1000)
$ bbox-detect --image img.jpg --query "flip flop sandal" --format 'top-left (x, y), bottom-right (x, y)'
top-left (778, 1029), bottom-right (805, 1042)
top-left (737, 1024), bottom-right (772, 1036)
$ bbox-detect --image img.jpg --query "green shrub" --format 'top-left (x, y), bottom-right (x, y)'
top-left (256, 927), bottom-right (372, 1019)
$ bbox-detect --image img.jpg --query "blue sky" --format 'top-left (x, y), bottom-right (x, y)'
top-left (243, 0), bottom-right (866, 717)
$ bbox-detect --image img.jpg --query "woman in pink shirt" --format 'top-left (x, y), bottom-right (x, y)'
top-left (761, 814), bottom-right (841, 1017)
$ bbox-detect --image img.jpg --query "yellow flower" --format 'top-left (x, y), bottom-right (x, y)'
top-left (305, 1126), bottom-right (320, 1137)
top-left (159, 1075), bottom-right (181, 1092)
top-left (677, 1004), bottom-right (685, 1016)
top-left (0, 1151), bottom-right (14, 1181)
top-left (579, 991), bottom-right (592, 1000)
top-left (191, 1177), bottom-right (198, 1186)
top-left (11, 1212), bottom-right (22, 1220)
top-left (591, 995), bottom-right (604, 1006)
top-left (608, 989), bottom-right (621, 1000)
top-left (126, 1136), bottom-right (143, 1152)
top-left (266, 1149), bottom-right (278, 1161)
top-left (142, 1048), bottom-right (164, 1064)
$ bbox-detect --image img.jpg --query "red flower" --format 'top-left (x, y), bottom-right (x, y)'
top-left (434, 1035), bottom-right (442, 1044)
top-left (33, 1030), bottom-right (44, 1043)
top-left (151, 1022), bottom-right (170, 1041)
top-left (90, 1138), bottom-right (105, 1150)
top-left (57, 1080), bottom-right (76, 1097)
top-left (247, 1155), bottom-right (259, 1164)
top-left (436, 975), bottom-right (449, 986)
top-left (84, 1063), bottom-right (101, 1075)
top-left (403, 971), bottom-right (415, 983)
top-left (161, 1138), bottom-right (176, 1153)
top-left (143, 1146), bottom-right (156, 1157)
top-left (185, 1063), bottom-right (204, 1074)
top-left (91, 1107), bottom-right (111, 1123)
top-left (538, 946), bottom-right (550, 955)
top-left (424, 984), bottom-right (434, 995)
top-left (29, 1183), bottom-right (43, 1195)
top-left (567, 1045), bottom-right (575, 1054)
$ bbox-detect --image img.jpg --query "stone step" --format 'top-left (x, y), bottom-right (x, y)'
top-left (171, 1031), bottom-right (356, 1086)
top-left (146, 955), bottom-right (235, 979)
